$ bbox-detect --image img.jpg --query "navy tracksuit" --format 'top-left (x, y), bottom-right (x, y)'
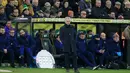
top-left (106, 39), bottom-right (122, 61)
top-left (34, 34), bottom-right (43, 56)
top-left (54, 40), bottom-right (63, 54)
top-left (76, 36), bottom-right (96, 67)
top-left (18, 35), bottom-right (35, 67)
top-left (88, 36), bottom-right (108, 66)
top-left (6, 35), bottom-right (19, 65)
top-left (0, 33), bottom-right (7, 66)
top-left (0, 33), bottom-right (15, 66)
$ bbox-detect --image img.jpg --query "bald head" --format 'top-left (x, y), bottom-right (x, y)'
top-left (100, 32), bottom-right (106, 40)
top-left (113, 33), bottom-right (119, 42)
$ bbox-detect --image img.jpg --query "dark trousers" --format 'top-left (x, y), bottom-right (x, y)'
top-left (0, 49), bottom-right (15, 65)
top-left (78, 51), bottom-right (96, 67)
top-left (64, 52), bottom-right (77, 70)
top-left (19, 47), bottom-right (33, 67)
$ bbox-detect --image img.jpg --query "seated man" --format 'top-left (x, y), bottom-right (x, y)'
top-left (106, 33), bottom-right (122, 62)
top-left (88, 34), bottom-right (108, 67)
top-left (76, 32), bottom-right (98, 70)
top-left (54, 34), bottom-right (63, 54)
top-left (0, 27), bottom-right (15, 67)
top-left (18, 29), bottom-right (35, 67)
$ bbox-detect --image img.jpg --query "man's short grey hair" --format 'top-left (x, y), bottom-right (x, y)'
top-left (65, 17), bottom-right (71, 21)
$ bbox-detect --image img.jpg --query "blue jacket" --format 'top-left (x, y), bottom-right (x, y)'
top-left (54, 40), bottom-right (63, 54)
top-left (106, 39), bottom-right (121, 56)
top-left (18, 35), bottom-right (35, 49)
top-left (6, 35), bottom-right (18, 50)
top-left (35, 36), bottom-right (43, 52)
top-left (76, 35), bottom-right (88, 54)
top-left (88, 36), bottom-right (101, 53)
top-left (0, 33), bottom-right (7, 51)
top-left (4, 26), bottom-right (14, 35)
top-left (99, 38), bottom-right (107, 50)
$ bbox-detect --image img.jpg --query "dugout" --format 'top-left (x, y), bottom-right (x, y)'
top-left (1, 18), bottom-right (130, 67)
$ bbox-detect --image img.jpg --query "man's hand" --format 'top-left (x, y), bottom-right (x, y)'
top-left (99, 50), bottom-right (102, 53)
top-left (101, 50), bottom-right (105, 54)
top-left (99, 49), bottom-right (105, 54)
top-left (4, 49), bottom-right (7, 54)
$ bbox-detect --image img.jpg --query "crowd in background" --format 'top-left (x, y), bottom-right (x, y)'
top-left (0, 0), bottom-right (130, 21)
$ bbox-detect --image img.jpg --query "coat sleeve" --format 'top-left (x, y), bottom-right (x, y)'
top-left (60, 27), bottom-right (64, 43)
top-left (124, 26), bottom-right (130, 39)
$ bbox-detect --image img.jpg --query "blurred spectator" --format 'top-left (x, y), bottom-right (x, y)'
top-left (42, 2), bottom-right (51, 12)
top-left (51, 1), bottom-right (60, 15)
top-left (68, 10), bottom-right (74, 18)
top-left (44, 10), bottom-right (50, 18)
top-left (54, 34), bottom-right (63, 54)
top-left (0, 5), bottom-right (7, 20)
top-left (39, 0), bottom-right (53, 7)
top-left (14, 0), bottom-right (19, 8)
top-left (103, 0), bottom-right (114, 14)
top-left (4, 21), bottom-right (14, 35)
top-left (78, 0), bottom-right (92, 12)
top-left (123, 1), bottom-right (130, 19)
top-left (80, 10), bottom-right (87, 18)
top-left (0, 0), bottom-right (8, 7)
top-left (32, 0), bottom-right (40, 15)
top-left (108, 12), bottom-right (116, 19)
top-left (68, 0), bottom-right (79, 17)
top-left (91, 0), bottom-right (108, 18)
top-left (19, 0), bottom-right (34, 16)
top-left (9, 8), bottom-right (19, 20)
top-left (101, 0), bottom-right (116, 7)
top-left (57, 11), bottom-right (63, 18)
top-left (5, 0), bottom-right (15, 19)
top-left (50, 12), bottom-right (57, 18)
top-left (114, 1), bottom-right (123, 18)
top-left (60, 1), bottom-right (72, 17)
top-left (21, 8), bottom-right (32, 18)
top-left (33, 10), bottom-right (44, 18)
top-left (32, 0), bottom-right (40, 16)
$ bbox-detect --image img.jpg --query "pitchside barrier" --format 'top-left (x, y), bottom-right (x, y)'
top-left (0, 18), bottom-right (130, 67)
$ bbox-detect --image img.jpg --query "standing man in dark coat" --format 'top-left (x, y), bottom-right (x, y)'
top-left (60, 17), bottom-right (79, 73)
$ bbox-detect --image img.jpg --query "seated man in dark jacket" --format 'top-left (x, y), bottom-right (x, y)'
top-left (76, 32), bottom-right (98, 70)
top-left (18, 29), bottom-right (35, 67)
top-left (0, 27), bottom-right (15, 67)
top-left (54, 34), bottom-right (63, 54)
top-left (88, 34), bottom-right (108, 67)
top-left (106, 33), bottom-right (122, 62)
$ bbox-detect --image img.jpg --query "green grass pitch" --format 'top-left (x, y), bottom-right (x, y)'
top-left (0, 68), bottom-right (130, 73)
